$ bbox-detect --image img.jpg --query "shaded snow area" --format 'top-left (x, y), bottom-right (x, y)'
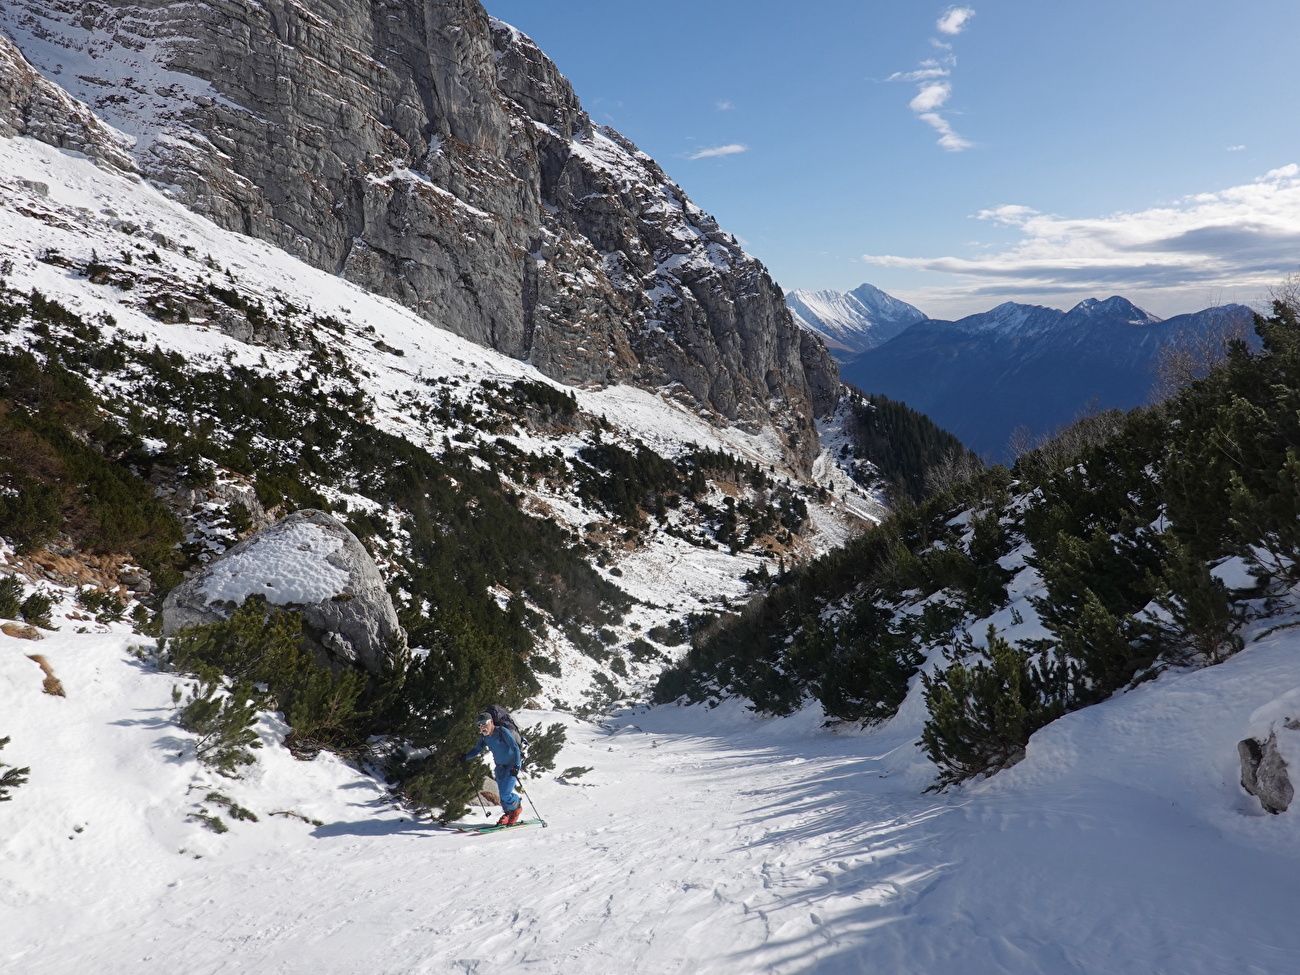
top-left (4, 615), bottom-right (1300, 974)
top-left (197, 523), bottom-right (348, 607)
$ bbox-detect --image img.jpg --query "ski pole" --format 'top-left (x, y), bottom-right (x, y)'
top-left (517, 781), bottom-right (547, 827)
top-left (465, 771), bottom-right (491, 819)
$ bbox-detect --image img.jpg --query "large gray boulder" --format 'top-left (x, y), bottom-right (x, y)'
top-left (162, 510), bottom-right (405, 675)
top-left (1238, 731), bottom-right (1294, 815)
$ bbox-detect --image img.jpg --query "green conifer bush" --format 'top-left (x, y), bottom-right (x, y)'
top-left (174, 678), bottom-right (263, 778)
top-left (521, 722), bottom-right (567, 776)
top-left (1146, 533), bottom-right (1245, 666)
top-left (919, 627), bottom-right (1067, 789)
top-left (668, 296), bottom-right (1300, 789)
top-left (0, 577), bottom-right (21, 619)
top-left (164, 599), bottom-right (369, 757)
top-left (0, 736), bottom-right (30, 800)
top-left (19, 591), bottom-right (55, 628)
top-left (380, 613), bottom-right (534, 822)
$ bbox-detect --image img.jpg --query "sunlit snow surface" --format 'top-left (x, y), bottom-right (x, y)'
top-left (197, 523), bottom-right (348, 607)
top-left (3, 604), bottom-right (1300, 974)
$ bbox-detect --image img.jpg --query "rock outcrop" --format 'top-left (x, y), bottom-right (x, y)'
top-left (162, 509), bottom-right (405, 675)
top-left (0, 1), bottom-right (838, 462)
top-left (0, 32), bottom-right (133, 171)
top-left (1238, 731), bottom-right (1294, 815)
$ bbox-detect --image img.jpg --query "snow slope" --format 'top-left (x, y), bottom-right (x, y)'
top-left (4, 590), bottom-right (1300, 973)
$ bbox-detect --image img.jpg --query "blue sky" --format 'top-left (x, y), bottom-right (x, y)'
top-left (485, 0), bottom-right (1300, 319)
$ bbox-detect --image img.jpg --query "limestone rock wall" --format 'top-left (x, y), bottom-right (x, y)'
top-left (0, 32), bottom-right (134, 170)
top-left (0, 0), bottom-right (838, 460)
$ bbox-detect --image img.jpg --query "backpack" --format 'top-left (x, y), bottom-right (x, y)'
top-left (486, 704), bottom-right (528, 751)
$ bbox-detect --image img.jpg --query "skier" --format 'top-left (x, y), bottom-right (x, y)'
top-left (461, 710), bottom-right (524, 826)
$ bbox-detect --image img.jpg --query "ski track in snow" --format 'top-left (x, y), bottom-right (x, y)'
top-left (5, 614), bottom-right (1300, 974)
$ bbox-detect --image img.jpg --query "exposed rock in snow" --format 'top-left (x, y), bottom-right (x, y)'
top-left (0, 31), bottom-right (134, 172)
top-left (162, 511), bottom-right (405, 675)
top-left (1240, 730), bottom-right (1295, 814)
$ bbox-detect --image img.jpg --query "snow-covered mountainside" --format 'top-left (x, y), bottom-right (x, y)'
top-left (840, 295), bottom-right (1256, 460)
top-left (4, 6), bottom-right (1296, 970)
top-left (0, 134), bottom-right (880, 711)
top-left (0, 0), bottom-right (837, 441)
top-left (786, 282), bottom-right (927, 359)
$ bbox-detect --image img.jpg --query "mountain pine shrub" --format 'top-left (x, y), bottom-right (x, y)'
top-left (380, 612), bottom-right (536, 822)
top-left (0, 736), bottom-right (30, 800)
top-left (0, 578), bottom-right (21, 619)
top-left (661, 294), bottom-right (1300, 789)
top-left (164, 598), bottom-right (369, 757)
top-left (174, 678), bottom-right (263, 778)
top-left (19, 591), bottom-right (54, 628)
top-left (521, 722), bottom-right (567, 777)
top-left (1145, 532), bottom-right (1245, 666)
top-left (919, 626), bottom-right (1067, 789)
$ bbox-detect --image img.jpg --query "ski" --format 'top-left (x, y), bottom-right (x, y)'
top-left (455, 818), bottom-right (545, 835)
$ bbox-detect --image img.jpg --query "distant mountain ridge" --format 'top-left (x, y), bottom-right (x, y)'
top-left (791, 284), bottom-right (1256, 461)
top-left (939, 295), bottom-right (1162, 339)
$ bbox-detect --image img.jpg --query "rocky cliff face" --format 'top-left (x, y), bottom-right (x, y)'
top-left (0, 27), bottom-right (133, 170)
top-left (0, 0), bottom-right (837, 454)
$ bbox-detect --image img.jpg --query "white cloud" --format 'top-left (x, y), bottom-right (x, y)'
top-left (977, 204), bottom-right (1040, 226)
top-left (919, 113), bottom-right (972, 151)
top-left (1228, 145), bottom-right (1246, 151)
top-left (689, 143), bottom-right (748, 160)
top-left (886, 59), bottom-right (951, 83)
top-left (936, 7), bottom-right (976, 35)
top-left (888, 14), bottom-right (974, 152)
top-left (909, 82), bottom-right (952, 113)
top-left (862, 165), bottom-right (1300, 306)
top-left (716, 100), bottom-right (734, 111)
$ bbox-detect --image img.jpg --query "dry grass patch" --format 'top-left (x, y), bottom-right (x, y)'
top-left (26, 654), bottom-right (65, 697)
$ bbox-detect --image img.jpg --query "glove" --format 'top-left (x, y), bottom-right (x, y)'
top-left (509, 765), bottom-right (520, 777)
top-left (458, 753), bottom-right (469, 764)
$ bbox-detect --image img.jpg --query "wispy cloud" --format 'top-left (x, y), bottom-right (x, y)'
top-left (936, 6), bottom-right (976, 35)
top-left (886, 59), bottom-right (951, 83)
top-left (910, 82), bottom-right (952, 113)
top-left (889, 9), bottom-right (975, 152)
top-left (716, 100), bottom-right (735, 111)
top-left (689, 143), bottom-right (748, 160)
top-left (1228, 145), bottom-right (1246, 151)
top-left (919, 113), bottom-right (973, 151)
top-left (863, 165), bottom-right (1300, 307)
top-left (977, 204), bottom-right (1040, 225)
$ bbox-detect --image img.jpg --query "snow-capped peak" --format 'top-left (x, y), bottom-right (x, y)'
top-left (786, 283), bottom-right (927, 359)
top-left (1069, 295), bottom-right (1163, 326)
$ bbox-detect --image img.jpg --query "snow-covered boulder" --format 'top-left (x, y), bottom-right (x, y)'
top-left (1238, 731), bottom-right (1295, 815)
top-left (162, 510), bottom-right (405, 674)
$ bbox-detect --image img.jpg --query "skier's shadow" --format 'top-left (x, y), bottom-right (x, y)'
top-left (310, 817), bottom-right (446, 839)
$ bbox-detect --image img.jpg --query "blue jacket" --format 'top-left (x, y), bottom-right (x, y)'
top-left (466, 726), bottom-right (522, 769)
